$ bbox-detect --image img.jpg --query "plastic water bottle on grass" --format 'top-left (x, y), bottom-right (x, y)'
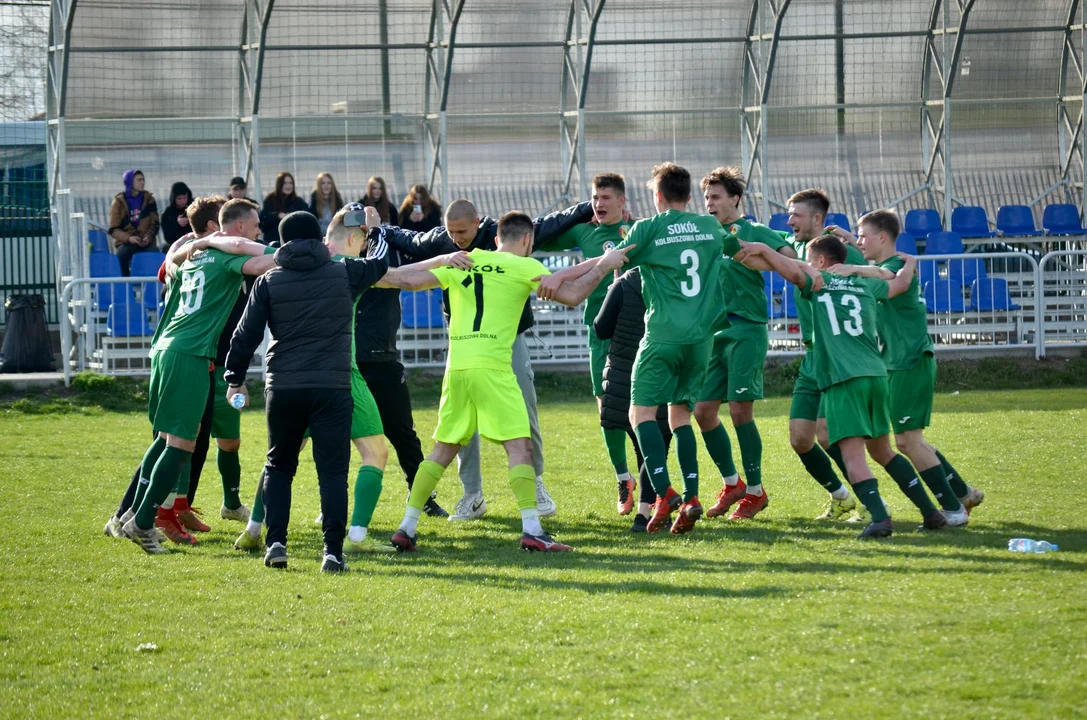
top-left (1007, 538), bottom-right (1058, 553)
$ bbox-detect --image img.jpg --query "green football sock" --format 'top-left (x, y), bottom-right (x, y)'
top-left (350, 465), bottom-right (384, 528)
top-left (851, 477), bottom-right (890, 522)
top-left (827, 443), bottom-right (850, 481)
top-left (701, 422), bottom-right (737, 479)
top-left (919, 465), bottom-right (963, 512)
top-left (797, 445), bottom-right (843, 493)
top-left (633, 421), bottom-right (671, 496)
top-left (602, 427), bottom-right (629, 476)
top-left (884, 454), bottom-right (937, 515)
top-left (250, 468), bottom-right (266, 525)
top-left (673, 424), bottom-right (699, 502)
top-left (508, 463), bottom-right (537, 510)
top-left (408, 460), bottom-right (444, 510)
top-left (174, 453), bottom-right (192, 496)
top-left (935, 449), bottom-right (970, 498)
top-left (734, 420), bottom-right (762, 489)
top-left (135, 446), bottom-right (190, 529)
top-left (217, 449), bottom-right (242, 510)
top-left (132, 436), bottom-right (167, 512)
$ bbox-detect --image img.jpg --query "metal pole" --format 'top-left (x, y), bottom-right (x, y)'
top-left (379, 0), bottom-right (392, 137)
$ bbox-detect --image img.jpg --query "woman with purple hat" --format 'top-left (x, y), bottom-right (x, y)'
top-left (108, 169), bottom-right (160, 275)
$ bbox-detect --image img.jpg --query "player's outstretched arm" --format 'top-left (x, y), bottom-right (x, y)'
top-left (536, 255), bottom-right (606, 299)
top-left (241, 254), bottom-right (277, 276)
top-left (531, 201), bottom-right (595, 249)
top-left (545, 246), bottom-right (633, 307)
top-left (885, 253), bottom-right (917, 298)
top-left (827, 263), bottom-right (894, 280)
top-left (375, 251), bottom-right (470, 290)
top-left (223, 277), bottom-right (271, 389)
top-left (736, 240), bottom-right (822, 291)
top-left (825, 225), bottom-right (859, 249)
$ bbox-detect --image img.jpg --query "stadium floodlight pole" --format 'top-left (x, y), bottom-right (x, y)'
top-left (45, 0), bottom-right (77, 201)
top-left (425, 0), bottom-right (465, 203)
top-left (561, 0), bottom-right (605, 201)
top-left (237, 0), bottom-right (275, 202)
top-left (1048, 0), bottom-right (1082, 211)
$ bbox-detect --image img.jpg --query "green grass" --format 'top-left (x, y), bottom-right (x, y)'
top-left (2, 389), bottom-right (1086, 718)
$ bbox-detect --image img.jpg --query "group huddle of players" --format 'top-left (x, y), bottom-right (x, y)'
top-left (103, 160), bottom-right (984, 568)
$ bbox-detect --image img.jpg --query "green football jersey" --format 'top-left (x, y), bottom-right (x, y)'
top-left (615, 209), bottom-right (741, 344)
top-left (539, 220), bottom-right (633, 325)
top-left (152, 248), bottom-right (251, 358)
top-left (799, 271), bottom-right (889, 390)
top-left (875, 255), bottom-right (934, 370)
top-left (790, 236), bottom-right (867, 346)
top-left (430, 249), bottom-right (550, 371)
top-left (713, 217), bottom-right (793, 330)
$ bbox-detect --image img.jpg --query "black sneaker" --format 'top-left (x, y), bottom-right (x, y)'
top-left (918, 511), bottom-right (948, 531)
top-left (320, 554), bottom-right (348, 573)
top-left (856, 518), bottom-right (894, 540)
top-left (631, 513), bottom-right (650, 533)
top-left (391, 529), bottom-right (418, 552)
top-left (423, 492), bottom-right (449, 518)
top-left (264, 541), bottom-right (288, 568)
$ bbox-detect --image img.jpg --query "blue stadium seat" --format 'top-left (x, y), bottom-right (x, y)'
top-left (995, 205), bottom-right (1041, 237)
top-left (895, 233), bottom-right (918, 254)
top-left (744, 214), bottom-right (758, 223)
top-left (763, 271), bottom-right (787, 294)
top-left (904, 208), bottom-right (941, 238)
top-left (925, 231), bottom-right (964, 255)
top-left (89, 252), bottom-right (122, 311)
top-left (129, 252), bottom-right (167, 309)
top-left (766, 284), bottom-right (798, 319)
top-left (1042, 203), bottom-right (1086, 235)
top-left (918, 258), bottom-right (939, 288)
top-left (824, 213), bottom-right (850, 231)
top-left (89, 229), bottom-right (110, 254)
top-left (948, 257), bottom-right (986, 287)
top-left (768, 213), bottom-right (791, 232)
top-left (923, 280), bottom-right (965, 313)
top-left (950, 205), bottom-right (995, 238)
top-left (106, 289), bottom-right (153, 336)
top-left (969, 278), bottom-right (1019, 311)
top-left (401, 288), bottom-right (445, 328)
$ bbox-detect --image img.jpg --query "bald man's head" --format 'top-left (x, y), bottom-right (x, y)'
top-left (444, 198), bottom-right (480, 249)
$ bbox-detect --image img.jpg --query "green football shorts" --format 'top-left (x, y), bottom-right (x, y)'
top-left (211, 373), bottom-right (240, 440)
top-left (630, 338), bottom-right (711, 408)
top-left (789, 348), bottom-right (822, 421)
top-left (698, 318), bottom-right (769, 403)
top-left (148, 349), bottom-right (211, 441)
top-left (588, 329), bottom-right (610, 397)
top-left (888, 352), bottom-right (936, 434)
top-left (822, 375), bottom-right (892, 447)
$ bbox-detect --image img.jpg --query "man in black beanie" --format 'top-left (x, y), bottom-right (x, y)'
top-left (224, 210), bottom-right (389, 572)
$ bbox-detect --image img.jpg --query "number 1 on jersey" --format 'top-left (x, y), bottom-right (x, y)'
top-left (462, 274), bottom-right (485, 331)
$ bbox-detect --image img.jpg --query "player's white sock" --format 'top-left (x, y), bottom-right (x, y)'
top-left (747, 485), bottom-right (764, 497)
top-left (162, 492), bottom-right (176, 510)
top-left (637, 502), bottom-right (651, 517)
top-left (400, 506), bottom-right (423, 536)
top-left (616, 471), bottom-right (634, 482)
top-left (723, 474), bottom-right (740, 487)
top-left (521, 508), bottom-right (544, 536)
top-left (831, 486), bottom-right (850, 500)
top-left (245, 519), bottom-right (262, 538)
top-left (348, 525), bottom-right (367, 543)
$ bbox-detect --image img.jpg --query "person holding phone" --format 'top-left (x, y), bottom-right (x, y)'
top-left (398, 184), bottom-right (443, 232)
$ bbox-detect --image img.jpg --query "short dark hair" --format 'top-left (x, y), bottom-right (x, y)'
top-left (787, 188), bottom-right (831, 218)
top-left (229, 176), bottom-right (246, 190)
top-left (497, 211), bottom-right (534, 243)
top-left (186, 195), bottom-right (228, 234)
top-left (647, 162), bottom-right (691, 204)
top-left (807, 234), bottom-right (847, 265)
top-left (858, 209), bottom-right (900, 239)
top-left (700, 166), bottom-right (745, 198)
top-left (592, 172), bottom-right (626, 196)
top-left (219, 197), bottom-right (259, 228)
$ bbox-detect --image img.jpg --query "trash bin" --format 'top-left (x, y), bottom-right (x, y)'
top-left (0, 294), bottom-right (56, 373)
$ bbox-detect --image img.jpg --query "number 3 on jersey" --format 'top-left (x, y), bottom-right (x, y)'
top-left (680, 249), bottom-right (700, 297)
top-left (179, 269), bottom-right (205, 315)
top-left (817, 293), bottom-right (863, 336)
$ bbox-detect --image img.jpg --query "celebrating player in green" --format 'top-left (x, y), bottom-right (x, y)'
top-left (737, 234), bottom-right (914, 538)
top-left (829, 210), bottom-right (982, 519)
top-left (122, 200), bottom-right (277, 553)
top-left (536, 172), bottom-right (638, 513)
top-left (695, 167), bottom-right (797, 521)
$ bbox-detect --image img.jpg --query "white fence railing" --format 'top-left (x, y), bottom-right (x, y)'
top-left (57, 250), bottom-right (1087, 384)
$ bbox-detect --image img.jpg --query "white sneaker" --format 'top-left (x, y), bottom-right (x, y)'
top-left (448, 492), bottom-right (487, 521)
top-left (314, 512), bottom-right (323, 524)
top-left (104, 515), bottom-right (125, 538)
top-left (944, 508), bottom-right (969, 527)
top-left (536, 478), bottom-right (557, 518)
top-left (221, 504), bottom-right (251, 523)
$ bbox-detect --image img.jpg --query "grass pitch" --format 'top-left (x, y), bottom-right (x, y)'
top-left (2, 389), bottom-right (1086, 718)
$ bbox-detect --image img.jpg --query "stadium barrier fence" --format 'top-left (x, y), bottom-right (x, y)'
top-left (1038, 250), bottom-right (1087, 357)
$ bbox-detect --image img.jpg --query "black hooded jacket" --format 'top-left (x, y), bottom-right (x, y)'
top-left (160, 181), bottom-right (193, 247)
top-left (224, 238), bottom-right (389, 389)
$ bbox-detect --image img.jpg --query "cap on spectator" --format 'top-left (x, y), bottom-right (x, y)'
top-left (279, 211), bottom-right (322, 243)
top-left (229, 176), bottom-right (247, 189)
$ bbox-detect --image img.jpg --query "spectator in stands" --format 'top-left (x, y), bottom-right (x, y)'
top-left (260, 172), bottom-right (308, 246)
top-left (308, 172), bottom-right (345, 234)
top-left (108, 169), bottom-right (160, 276)
top-left (228, 176), bottom-right (250, 200)
top-left (359, 175), bottom-right (398, 226)
top-left (398, 183), bottom-right (442, 233)
top-left (159, 181), bottom-right (193, 249)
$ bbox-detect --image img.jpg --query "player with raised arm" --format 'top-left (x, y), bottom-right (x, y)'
top-left (829, 210), bottom-right (982, 520)
top-left (695, 167), bottom-right (797, 521)
top-left (535, 172), bottom-right (638, 513)
top-left (737, 234), bottom-right (914, 539)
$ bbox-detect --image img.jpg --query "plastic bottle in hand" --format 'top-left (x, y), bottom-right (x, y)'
top-left (1007, 538), bottom-right (1058, 553)
top-left (229, 393), bottom-right (246, 410)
